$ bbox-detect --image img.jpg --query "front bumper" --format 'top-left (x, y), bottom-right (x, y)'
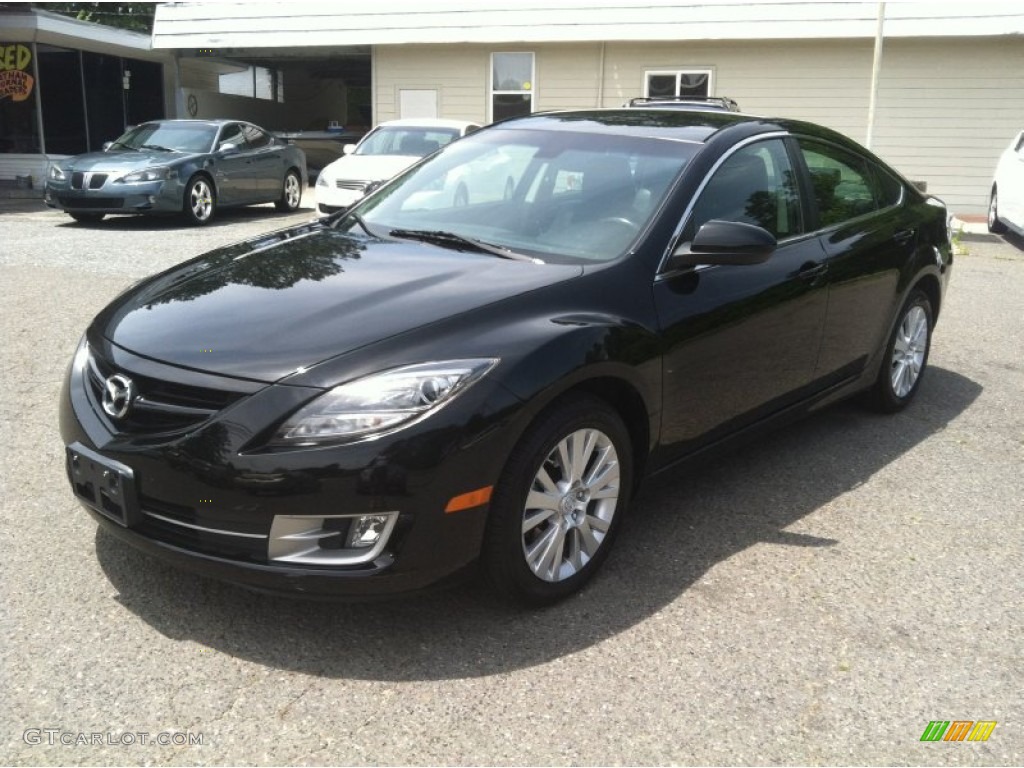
top-left (45, 178), bottom-right (183, 216)
top-left (60, 339), bottom-right (525, 597)
top-left (315, 183), bottom-right (368, 216)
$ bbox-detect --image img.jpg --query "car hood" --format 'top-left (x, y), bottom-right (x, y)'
top-left (323, 154), bottom-right (419, 182)
top-left (61, 149), bottom-right (196, 172)
top-left (94, 224), bottom-right (583, 383)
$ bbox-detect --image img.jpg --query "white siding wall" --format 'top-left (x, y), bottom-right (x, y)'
top-left (375, 37), bottom-right (1024, 214)
top-left (871, 37), bottom-right (1024, 214)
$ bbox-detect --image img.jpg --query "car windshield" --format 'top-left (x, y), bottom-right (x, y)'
top-left (355, 126), bottom-right (462, 157)
top-left (111, 123), bottom-right (218, 153)
top-left (340, 127), bottom-right (697, 264)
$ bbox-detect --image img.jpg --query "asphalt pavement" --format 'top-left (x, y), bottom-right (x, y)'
top-left (1, 201), bottom-right (1021, 765)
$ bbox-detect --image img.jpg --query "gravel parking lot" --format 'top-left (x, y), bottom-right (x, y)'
top-left (1, 198), bottom-right (1022, 765)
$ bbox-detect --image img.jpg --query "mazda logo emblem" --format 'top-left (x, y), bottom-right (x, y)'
top-left (102, 374), bottom-right (136, 419)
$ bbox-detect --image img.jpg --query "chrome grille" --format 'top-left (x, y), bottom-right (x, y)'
top-left (85, 348), bottom-right (245, 434)
top-left (70, 172), bottom-right (109, 190)
top-left (336, 180), bottom-right (369, 191)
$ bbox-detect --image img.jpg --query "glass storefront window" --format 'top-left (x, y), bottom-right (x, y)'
top-left (0, 42), bottom-right (41, 153)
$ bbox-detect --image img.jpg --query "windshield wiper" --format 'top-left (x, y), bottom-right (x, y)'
top-left (140, 144), bottom-right (176, 152)
top-left (388, 229), bottom-right (543, 263)
top-left (331, 209), bottom-right (378, 239)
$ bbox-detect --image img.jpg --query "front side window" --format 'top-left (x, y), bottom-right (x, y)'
top-left (217, 123), bottom-right (246, 152)
top-left (242, 124), bottom-right (270, 149)
top-left (797, 139), bottom-right (879, 227)
top-left (491, 53), bottom-right (534, 122)
top-left (689, 139), bottom-right (802, 240)
top-left (645, 70), bottom-right (713, 99)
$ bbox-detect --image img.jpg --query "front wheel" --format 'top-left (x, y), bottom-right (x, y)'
top-left (275, 170), bottom-right (302, 212)
top-left (483, 396), bottom-right (633, 605)
top-left (865, 289), bottom-right (933, 412)
top-left (183, 175), bottom-right (215, 225)
top-left (988, 188), bottom-right (1007, 234)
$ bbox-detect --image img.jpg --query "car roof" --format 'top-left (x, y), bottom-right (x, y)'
top-left (492, 108), bottom-right (856, 150)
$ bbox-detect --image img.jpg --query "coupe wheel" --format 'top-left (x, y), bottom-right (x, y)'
top-left (69, 212), bottom-right (104, 224)
top-left (183, 175), bottom-right (215, 225)
top-left (484, 396), bottom-right (632, 605)
top-left (867, 289), bottom-right (933, 412)
top-left (275, 170), bottom-right (302, 212)
top-left (988, 188), bottom-right (1007, 234)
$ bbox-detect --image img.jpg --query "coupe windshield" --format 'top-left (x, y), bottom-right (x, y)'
top-left (111, 123), bottom-right (218, 154)
top-left (355, 126), bottom-right (462, 157)
top-left (342, 128), bottom-right (697, 263)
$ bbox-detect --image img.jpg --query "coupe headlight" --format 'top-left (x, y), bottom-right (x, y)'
top-left (48, 165), bottom-right (65, 181)
top-left (272, 359), bottom-right (499, 446)
top-left (120, 167), bottom-right (173, 183)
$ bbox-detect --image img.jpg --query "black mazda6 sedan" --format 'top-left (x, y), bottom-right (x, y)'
top-left (60, 109), bottom-right (952, 604)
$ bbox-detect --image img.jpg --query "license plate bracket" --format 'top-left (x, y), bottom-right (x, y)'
top-left (66, 442), bottom-right (140, 527)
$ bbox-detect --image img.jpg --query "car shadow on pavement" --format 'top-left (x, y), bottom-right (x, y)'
top-left (95, 366), bottom-right (981, 680)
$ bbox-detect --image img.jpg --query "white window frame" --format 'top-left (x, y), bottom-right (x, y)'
top-left (642, 68), bottom-right (715, 99)
top-left (490, 52), bottom-right (535, 123)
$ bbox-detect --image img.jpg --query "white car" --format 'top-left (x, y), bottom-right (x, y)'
top-left (989, 129), bottom-right (1024, 235)
top-left (315, 118), bottom-right (480, 216)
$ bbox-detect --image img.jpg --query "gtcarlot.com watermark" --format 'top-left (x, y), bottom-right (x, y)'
top-left (24, 728), bottom-right (204, 747)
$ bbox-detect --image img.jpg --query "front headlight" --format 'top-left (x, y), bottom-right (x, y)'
top-left (120, 167), bottom-right (173, 183)
top-left (316, 174), bottom-right (329, 187)
top-left (272, 359), bottom-right (499, 446)
top-left (48, 165), bottom-right (65, 181)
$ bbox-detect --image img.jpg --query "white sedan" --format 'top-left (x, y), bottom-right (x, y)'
top-left (989, 130), bottom-right (1024, 235)
top-left (315, 118), bottom-right (480, 216)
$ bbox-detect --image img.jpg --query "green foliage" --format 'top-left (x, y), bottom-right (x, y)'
top-left (36, 2), bottom-right (156, 35)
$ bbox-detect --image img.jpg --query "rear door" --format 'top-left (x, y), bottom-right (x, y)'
top-left (794, 137), bottom-right (917, 383)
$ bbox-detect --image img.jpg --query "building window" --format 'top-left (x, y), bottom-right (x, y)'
top-left (491, 52), bottom-right (533, 122)
top-left (219, 65), bottom-right (284, 102)
top-left (644, 69), bottom-right (713, 99)
top-left (0, 42), bottom-right (41, 154)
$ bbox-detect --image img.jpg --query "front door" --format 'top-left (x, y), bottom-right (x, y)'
top-left (653, 137), bottom-right (828, 459)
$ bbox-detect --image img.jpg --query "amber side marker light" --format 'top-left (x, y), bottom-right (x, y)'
top-left (445, 486), bottom-right (493, 513)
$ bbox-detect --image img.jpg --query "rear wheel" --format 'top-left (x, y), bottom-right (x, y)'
top-left (275, 170), bottom-right (302, 212)
top-left (183, 175), bottom-right (215, 225)
top-left (988, 187), bottom-right (1007, 234)
top-left (866, 289), bottom-right (933, 412)
top-left (68, 212), bottom-right (104, 224)
top-left (484, 396), bottom-right (632, 605)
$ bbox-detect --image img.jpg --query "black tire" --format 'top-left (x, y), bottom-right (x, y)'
top-left (182, 175), bottom-right (215, 226)
top-left (68, 212), bottom-right (104, 224)
top-left (483, 396), bottom-right (633, 605)
top-left (865, 289), bottom-right (933, 413)
top-left (988, 187), bottom-right (1007, 234)
top-left (275, 170), bottom-right (302, 212)
top-left (453, 183), bottom-right (469, 207)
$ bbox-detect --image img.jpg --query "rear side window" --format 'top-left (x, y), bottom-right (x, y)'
top-left (797, 139), bottom-right (878, 227)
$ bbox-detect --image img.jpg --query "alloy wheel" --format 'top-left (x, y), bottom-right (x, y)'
top-left (890, 305), bottom-right (928, 398)
top-left (521, 428), bottom-right (620, 582)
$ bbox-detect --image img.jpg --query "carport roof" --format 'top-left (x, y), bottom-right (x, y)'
top-left (151, 0), bottom-right (1024, 49)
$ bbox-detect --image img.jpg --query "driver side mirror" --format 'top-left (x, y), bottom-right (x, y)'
top-left (667, 219), bottom-right (777, 270)
top-left (342, 143), bottom-right (356, 155)
top-left (102, 141), bottom-right (113, 151)
top-left (217, 142), bottom-right (240, 155)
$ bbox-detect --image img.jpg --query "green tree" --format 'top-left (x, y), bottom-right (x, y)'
top-left (34, 2), bottom-right (156, 35)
